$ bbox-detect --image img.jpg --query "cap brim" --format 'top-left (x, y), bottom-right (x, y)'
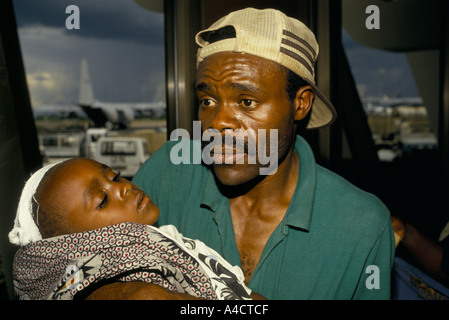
top-left (304, 80), bottom-right (337, 130)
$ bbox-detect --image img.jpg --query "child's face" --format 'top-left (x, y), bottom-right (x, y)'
top-left (42, 158), bottom-right (159, 233)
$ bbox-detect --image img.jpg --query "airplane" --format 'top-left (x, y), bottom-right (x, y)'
top-left (32, 104), bottom-right (86, 120)
top-left (78, 59), bottom-right (166, 129)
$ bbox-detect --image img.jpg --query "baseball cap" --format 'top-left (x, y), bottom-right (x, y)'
top-left (195, 7), bottom-right (337, 130)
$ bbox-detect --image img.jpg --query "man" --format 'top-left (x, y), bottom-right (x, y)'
top-left (132, 8), bottom-right (394, 299)
top-left (90, 7), bottom-right (394, 299)
top-left (392, 217), bottom-right (449, 288)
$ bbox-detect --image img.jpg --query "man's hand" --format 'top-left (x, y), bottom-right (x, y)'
top-left (391, 216), bottom-right (405, 248)
top-left (250, 291), bottom-right (267, 300)
top-left (85, 282), bottom-right (202, 300)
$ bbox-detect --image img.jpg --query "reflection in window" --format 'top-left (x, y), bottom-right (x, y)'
top-left (13, 0), bottom-right (166, 177)
top-left (342, 29), bottom-right (438, 163)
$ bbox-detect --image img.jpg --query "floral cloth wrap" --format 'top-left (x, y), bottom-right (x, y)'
top-left (12, 222), bottom-right (252, 300)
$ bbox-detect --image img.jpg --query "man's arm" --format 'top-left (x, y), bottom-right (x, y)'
top-left (397, 221), bottom-right (449, 287)
top-left (354, 216), bottom-right (395, 300)
top-left (84, 282), bottom-right (265, 300)
top-left (84, 282), bottom-right (201, 300)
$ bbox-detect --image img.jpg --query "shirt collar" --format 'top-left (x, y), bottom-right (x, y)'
top-left (199, 135), bottom-right (317, 231)
top-left (200, 167), bottom-right (224, 212)
top-left (284, 135), bottom-right (317, 231)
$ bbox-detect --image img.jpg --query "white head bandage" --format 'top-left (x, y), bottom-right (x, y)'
top-left (9, 161), bottom-right (62, 246)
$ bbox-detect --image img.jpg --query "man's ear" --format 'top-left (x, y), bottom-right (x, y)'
top-left (293, 85), bottom-right (315, 121)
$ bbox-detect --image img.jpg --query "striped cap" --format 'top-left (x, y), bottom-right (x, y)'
top-left (196, 8), bottom-right (336, 130)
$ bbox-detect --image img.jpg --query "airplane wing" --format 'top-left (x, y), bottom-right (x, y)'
top-left (80, 105), bottom-right (110, 128)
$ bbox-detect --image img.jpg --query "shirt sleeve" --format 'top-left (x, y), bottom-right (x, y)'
top-left (353, 215), bottom-right (396, 300)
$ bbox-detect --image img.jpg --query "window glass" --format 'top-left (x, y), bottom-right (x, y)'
top-left (341, 4), bottom-right (439, 164)
top-left (13, 0), bottom-right (166, 177)
top-left (341, 1), bottom-right (444, 240)
top-left (101, 141), bottom-right (137, 156)
top-left (342, 27), bottom-right (438, 163)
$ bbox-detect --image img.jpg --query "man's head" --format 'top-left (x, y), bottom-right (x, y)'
top-left (195, 8), bottom-right (336, 186)
top-left (197, 52), bottom-right (313, 185)
top-left (196, 7), bottom-right (336, 130)
top-left (33, 158), bottom-right (159, 239)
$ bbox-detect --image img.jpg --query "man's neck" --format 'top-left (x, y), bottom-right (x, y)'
top-left (228, 147), bottom-right (300, 284)
top-left (230, 148), bottom-right (299, 219)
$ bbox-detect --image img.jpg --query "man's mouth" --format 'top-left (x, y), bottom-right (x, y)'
top-left (211, 146), bottom-right (246, 164)
top-left (201, 130), bottom-right (259, 165)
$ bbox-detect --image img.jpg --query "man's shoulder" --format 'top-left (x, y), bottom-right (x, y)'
top-left (315, 165), bottom-right (390, 227)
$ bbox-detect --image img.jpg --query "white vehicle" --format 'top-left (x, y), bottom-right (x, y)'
top-left (84, 128), bottom-right (108, 158)
top-left (39, 132), bottom-right (84, 164)
top-left (93, 136), bottom-right (150, 178)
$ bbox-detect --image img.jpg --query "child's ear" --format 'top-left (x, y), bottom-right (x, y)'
top-left (293, 85), bottom-right (315, 121)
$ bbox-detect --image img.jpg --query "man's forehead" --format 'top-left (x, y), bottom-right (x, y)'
top-left (196, 52), bottom-right (285, 87)
top-left (198, 52), bottom-right (282, 74)
top-left (196, 81), bottom-right (263, 96)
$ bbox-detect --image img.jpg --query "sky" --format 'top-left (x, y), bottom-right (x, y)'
top-left (12, 0), bottom-right (419, 109)
top-left (12, 0), bottom-right (166, 107)
top-left (342, 29), bottom-right (419, 99)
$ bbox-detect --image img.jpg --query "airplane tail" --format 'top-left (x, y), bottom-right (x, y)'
top-left (79, 59), bottom-right (95, 105)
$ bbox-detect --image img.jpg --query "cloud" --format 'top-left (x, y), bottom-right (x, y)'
top-left (26, 71), bottom-right (76, 106)
top-left (13, 0), bottom-right (164, 45)
top-left (13, 1), bottom-right (166, 107)
top-left (27, 72), bottom-right (57, 90)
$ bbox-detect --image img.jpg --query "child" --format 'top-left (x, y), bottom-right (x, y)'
top-left (9, 158), bottom-right (255, 300)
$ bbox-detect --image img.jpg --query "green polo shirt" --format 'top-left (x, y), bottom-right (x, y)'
top-left (133, 135), bottom-right (395, 300)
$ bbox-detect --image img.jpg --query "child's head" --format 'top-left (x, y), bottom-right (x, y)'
top-left (9, 158), bottom-right (159, 245)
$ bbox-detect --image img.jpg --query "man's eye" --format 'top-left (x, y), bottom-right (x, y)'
top-left (98, 193), bottom-right (108, 209)
top-left (200, 99), bottom-right (215, 107)
top-left (241, 99), bottom-right (257, 108)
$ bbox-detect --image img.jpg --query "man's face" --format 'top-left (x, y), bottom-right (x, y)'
top-left (196, 52), bottom-right (298, 186)
top-left (42, 158), bottom-right (159, 233)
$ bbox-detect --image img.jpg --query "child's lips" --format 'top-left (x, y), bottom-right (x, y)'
top-left (136, 191), bottom-right (150, 211)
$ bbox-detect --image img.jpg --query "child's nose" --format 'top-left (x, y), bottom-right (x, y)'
top-left (118, 180), bottom-right (132, 199)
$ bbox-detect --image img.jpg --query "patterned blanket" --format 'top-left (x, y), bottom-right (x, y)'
top-left (12, 222), bottom-right (251, 300)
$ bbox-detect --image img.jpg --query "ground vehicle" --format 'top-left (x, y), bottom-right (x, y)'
top-left (84, 128), bottom-right (108, 158)
top-left (93, 136), bottom-right (150, 178)
top-left (39, 132), bottom-right (84, 163)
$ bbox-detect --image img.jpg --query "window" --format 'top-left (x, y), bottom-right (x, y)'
top-left (42, 137), bottom-right (57, 147)
top-left (341, 0), bottom-right (444, 237)
top-left (342, 28), bottom-right (438, 163)
top-left (13, 0), bottom-right (166, 177)
top-left (101, 141), bottom-right (137, 156)
top-left (342, 1), bottom-right (439, 164)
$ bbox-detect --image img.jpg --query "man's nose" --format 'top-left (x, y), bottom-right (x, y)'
top-left (205, 103), bottom-right (239, 132)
